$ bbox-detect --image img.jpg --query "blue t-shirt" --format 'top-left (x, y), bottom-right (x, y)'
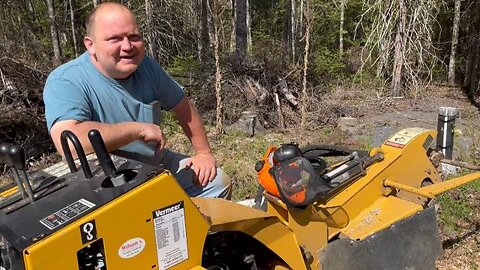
top-left (43, 52), bottom-right (184, 158)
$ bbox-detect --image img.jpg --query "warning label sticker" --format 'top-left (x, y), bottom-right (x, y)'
top-left (153, 201), bottom-right (188, 269)
top-left (40, 199), bottom-right (96, 230)
top-left (385, 128), bottom-right (427, 149)
top-left (42, 154), bottom-right (97, 178)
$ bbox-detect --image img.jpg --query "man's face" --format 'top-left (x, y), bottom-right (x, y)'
top-left (85, 8), bottom-right (145, 79)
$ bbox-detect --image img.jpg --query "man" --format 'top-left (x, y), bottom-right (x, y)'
top-left (43, 2), bottom-right (231, 199)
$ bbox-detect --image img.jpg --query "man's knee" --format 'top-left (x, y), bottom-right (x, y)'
top-left (173, 165), bottom-right (232, 199)
top-left (208, 168), bottom-right (232, 199)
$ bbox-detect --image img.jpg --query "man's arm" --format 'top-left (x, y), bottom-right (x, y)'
top-left (170, 96), bottom-right (216, 186)
top-left (50, 120), bottom-right (166, 158)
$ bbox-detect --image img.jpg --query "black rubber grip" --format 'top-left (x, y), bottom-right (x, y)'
top-left (88, 129), bottom-right (116, 177)
top-left (60, 130), bottom-right (93, 179)
top-left (9, 145), bottom-right (26, 170)
top-left (0, 143), bottom-right (12, 164)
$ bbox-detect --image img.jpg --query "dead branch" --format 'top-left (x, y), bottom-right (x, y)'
top-left (274, 90), bottom-right (285, 128)
top-left (0, 56), bottom-right (48, 76)
top-left (277, 77), bottom-right (298, 106)
top-left (354, 0), bottom-right (442, 96)
top-left (246, 77), bottom-right (268, 103)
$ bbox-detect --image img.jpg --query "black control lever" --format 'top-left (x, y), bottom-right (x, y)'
top-left (88, 129), bottom-right (126, 187)
top-left (0, 143), bottom-right (27, 199)
top-left (88, 129), bottom-right (116, 176)
top-left (60, 130), bottom-right (93, 179)
top-left (9, 145), bottom-right (35, 202)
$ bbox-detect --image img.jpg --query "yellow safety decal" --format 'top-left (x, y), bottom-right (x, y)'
top-left (385, 128), bottom-right (427, 149)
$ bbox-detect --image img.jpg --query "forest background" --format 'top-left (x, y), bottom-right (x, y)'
top-left (2, 0), bottom-right (480, 154)
top-left (0, 0), bottom-right (480, 268)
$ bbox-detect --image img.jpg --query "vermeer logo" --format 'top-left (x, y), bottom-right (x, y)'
top-left (153, 201), bottom-right (183, 218)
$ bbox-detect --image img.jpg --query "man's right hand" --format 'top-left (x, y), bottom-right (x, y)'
top-left (50, 120), bottom-right (167, 158)
top-left (138, 123), bottom-right (166, 153)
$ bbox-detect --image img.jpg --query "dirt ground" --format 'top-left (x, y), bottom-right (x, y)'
top-left (347, 86), bottom-right (480, 270)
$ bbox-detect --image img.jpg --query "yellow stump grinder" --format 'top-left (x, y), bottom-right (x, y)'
top-left (0, 126), bottom-right (479, 270)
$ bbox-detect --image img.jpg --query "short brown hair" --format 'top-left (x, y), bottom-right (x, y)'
top-left (85, 2), bottom-right (135, 36)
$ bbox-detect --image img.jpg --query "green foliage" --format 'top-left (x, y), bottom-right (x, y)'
top-left (162, 111), bottom-right (183, 138)
top-left (0, 0), bottom-right (476, 95)
top-left (165, 55), bottom-right (204, 96)
top-left (311, 48), bottom-right (345, 78)
top-left (430, 62), bottom-right (448, 82)
top-left (311, 0), bottom-right (342, 49)
top-left (166, 56), bottom-right (201, 76)
top-left (308, 0), bottom-right (370, 79)
top-left (251, 0), bottom-right (287, 42)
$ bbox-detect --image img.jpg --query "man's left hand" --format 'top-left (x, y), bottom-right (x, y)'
top-left (184, 152), bottom-right (217, 187)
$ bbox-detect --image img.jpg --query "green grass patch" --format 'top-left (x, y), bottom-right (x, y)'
top-left (437, 179), bottom-right (480, 234)
top-left (212, 130), bottom-right (284, 201)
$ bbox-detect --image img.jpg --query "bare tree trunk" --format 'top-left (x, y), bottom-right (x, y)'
top-left (468, 40), bottom-right (480, 98)
top-left (212, 2), bottom-right (224, 134)
top-left (235, 0), bottom-right (247, 65)
top-left (46, 0), bottom-right (61, 65)
top-left (298, 0), bottom-right (304, 33)
top-left (376, 38), bottom-right (387, 78)
top-left (391, 0), bottom-right (406, 96)
top-left (300, 0), bottom-right (312, 134)
top-left (463, 11), bottom-right (472, 89)
top-left (69, 0), bottom-right (78, 57)
top-left (214, 30), bottom-right (223, 134)
top-left (462, 2), bottom-right (480, 93)
top-left (0, 3), bottom-right (7, 47)
top-left (145, 0), bottom-right (158, 61)
top-left (195, 0), bottom-right (201, 60)
top-left (207, 0), bottom-right (215, 48)
top-left (467, 1), bottom-right (480, 98)
top-left (247, 0), bottom-right (252, 55)
top-left (145, 0), bottom-right (152, 57)
top-left (229, 0), bottom-right (236, 53)
top-left (448, 0), bottom-right (461, 85)
top-left (198, 0), bottom-right (211, 61)
top-left (290, 0), bottom-right (296, 61)
top-left (361, 0), bottom-right (439, 93)
top-left (339, 0), bottom-right (345, 54)
top-left (376, 2), bottom-right (393, 79)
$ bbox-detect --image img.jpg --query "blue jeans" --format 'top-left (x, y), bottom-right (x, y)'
top-left (114, 148), bottom-right (232, 199)
top-left (158, 149), bottom-right (232, 199)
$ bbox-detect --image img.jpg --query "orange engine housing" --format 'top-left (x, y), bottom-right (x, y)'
top-left (256, 146), bottom-right (281, 198)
